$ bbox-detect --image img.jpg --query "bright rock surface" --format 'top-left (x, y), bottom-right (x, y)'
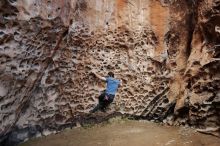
top-left (0, 0), bottom-right (219, 145)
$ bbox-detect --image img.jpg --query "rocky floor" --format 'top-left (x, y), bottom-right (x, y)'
top-left (19, 119), bottom-right (220, 146)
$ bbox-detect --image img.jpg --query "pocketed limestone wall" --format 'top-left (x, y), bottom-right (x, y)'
top-left (0, 0), bottom-right (219, 145)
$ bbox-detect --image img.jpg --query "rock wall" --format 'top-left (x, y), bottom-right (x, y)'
top-left (0, 0), bottom-right (219, 145)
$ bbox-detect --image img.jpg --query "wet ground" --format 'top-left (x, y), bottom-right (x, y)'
top-left (20, 119), bottom-right (220, 146)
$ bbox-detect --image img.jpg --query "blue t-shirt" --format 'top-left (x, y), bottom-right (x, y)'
top-left (105, 77), bottom-right (120, 95)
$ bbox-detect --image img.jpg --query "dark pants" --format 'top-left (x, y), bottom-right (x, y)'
top-left (90, 92), bottom-right (115, 113)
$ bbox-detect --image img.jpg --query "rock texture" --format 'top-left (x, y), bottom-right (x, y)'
top-left (0, 0), bottom-right (219, 145)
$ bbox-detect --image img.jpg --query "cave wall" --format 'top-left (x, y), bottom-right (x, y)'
top-left (0, 0), bottom-right (219, 144)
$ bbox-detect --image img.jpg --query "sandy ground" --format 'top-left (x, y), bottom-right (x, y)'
top-left (20, 119), bottom-right (220, 146)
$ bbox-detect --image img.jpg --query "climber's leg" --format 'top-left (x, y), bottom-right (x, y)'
top-left (90, 92), bottom-right (106, 113)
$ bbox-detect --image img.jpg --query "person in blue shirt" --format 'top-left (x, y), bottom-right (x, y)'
top-left (90, 71), bottom-right (121, 113)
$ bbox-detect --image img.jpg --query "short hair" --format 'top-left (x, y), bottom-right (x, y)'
top-left (108, 72), bottom-right (114, 77)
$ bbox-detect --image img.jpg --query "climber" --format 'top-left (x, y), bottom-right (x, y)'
top-left (90, 71), bottom-right (121, 113)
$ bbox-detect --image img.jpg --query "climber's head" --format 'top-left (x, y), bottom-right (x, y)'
top-left (108, 72), bottom-right (114, 78)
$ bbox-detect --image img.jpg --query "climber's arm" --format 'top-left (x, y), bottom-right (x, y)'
top-left (92, 71), bottom-right (106, 81)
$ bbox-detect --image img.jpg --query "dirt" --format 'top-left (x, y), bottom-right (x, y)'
top-left (19, 119), bottom-right (220, 146)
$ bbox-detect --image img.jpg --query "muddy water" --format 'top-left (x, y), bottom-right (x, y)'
top-left (20, 120), bottom-right (220, 146)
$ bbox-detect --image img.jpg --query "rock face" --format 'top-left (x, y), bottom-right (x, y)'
top-left (0, 0), bottom-right (219, 145)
